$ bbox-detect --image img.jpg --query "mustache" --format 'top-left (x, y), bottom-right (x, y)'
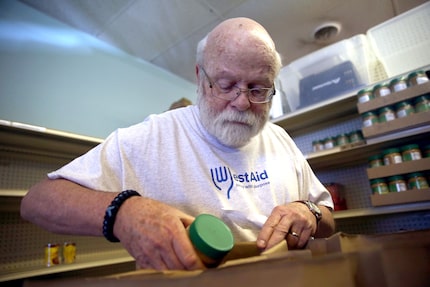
top-left (219, 110), bottom-right (259, 125)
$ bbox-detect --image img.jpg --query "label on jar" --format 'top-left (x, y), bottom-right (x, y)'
top-left (384, 154), bottom-right (402, 165)
top-left (389, 181), bottom-right (407, 192)
top-left (392, 82), bottom-right (408, 92)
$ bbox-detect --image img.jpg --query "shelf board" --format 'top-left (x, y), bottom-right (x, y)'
top-left (0, 250), bottom-right (134, 282)
top-left (333, 201), bottom-right (430, 219)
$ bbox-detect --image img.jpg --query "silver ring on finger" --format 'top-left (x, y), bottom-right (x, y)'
top-left (288, 231), bottom-right (300, 238)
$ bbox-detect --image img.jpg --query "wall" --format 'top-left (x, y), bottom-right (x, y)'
top-left (0, 1), bottom-right (197, 139)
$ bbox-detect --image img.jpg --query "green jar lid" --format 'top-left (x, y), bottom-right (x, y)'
top-left (188, 214), bottom-right (234, 260)
top-left (373, 83), bottom-right (389, 90)
top-left (382, 148), bottom-right (400, 155)
top-left (368, 154), bottom-right (382, 161)
top-left (395, 101), bottom-right (411, 108)
top-left (370, 178), bottom-right (386, 184)
top-left (387, 175), bottom-right (405, 181)
top-left (406, 172), bottom-right (424, 178)
top-left (358, 88), bottom-right (373, 95)
top-left (400, 144), bottom-right (420, 151)
top-left (408, 70), bottom-right (425, 79)
top-left (378, 106), bottom-right (394, 112)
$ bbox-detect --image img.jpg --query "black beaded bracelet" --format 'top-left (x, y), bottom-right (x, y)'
top-left (103, 190), bottom-right (140, 242)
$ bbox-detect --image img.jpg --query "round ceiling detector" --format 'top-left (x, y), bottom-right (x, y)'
top-left (313, 22), bottom-right (341, 44)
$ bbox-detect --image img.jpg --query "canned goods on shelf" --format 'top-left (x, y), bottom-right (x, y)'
top-left (357, 88), bottom-right (375, 103)
top-left (370, 178), bottom-right (389, 195)
top-left (414, 94), bottom-right (430, 113)
top-left (389, 76), bottom-right (408, 93)
top-left (368, 154), bottom-right (383, 168)
top-left (388, 175), bottom-right (408, 192)
top-left (400, 144), bottom-right (422, 161)
top-left (407, 70), bottom-right (429, 86)
top-left (406, 172), bottom-right (429, 190)
top-left (378, 106), bottom-right (396, 123)
top-left (362, 111), bottom-right (379, 127)
top-left (336, 133), bottom-right (350, 146)
top-left (373, 83), bottom-right (391, 97)
top-left (395, 101), bottom-right (415, 118)
top-left (45, 243), bottom-right (60, 267)
top-left (382, 148), bottom-right (403, 165)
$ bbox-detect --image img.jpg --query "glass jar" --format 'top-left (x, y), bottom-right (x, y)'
top-left (414, 94), bottom-right (430, 113)
top-left (400, 144), bottom-right (422, 161)
top-left (373, 83), bottom-right (391, 97)
top-left (378, 106), bottom-right (396, 123)
top-left (336, 133), bottom-right (350, 146)
top-left (362, 111), bottom-right (379, 127)
top-left (188, 214), bottom-right (234, 267)
top-left (324, 137), bottom-right (337, 149)
top-left (424, 144), bottom-right (430, 158)
top-left (388, 175), bottom-right (407, 192)
top-left (407, 70), bottom-right (429, 86)
top-left (382, 148), bottom-right (403, 165)
top-left (348, 130), bottom-right (364, 143)
top-left (370, 178), bottom-right (389, 194)
top-left (389, 77), bottom-right (408, 93)
top-left (368, 154), bottom-right (383, 168)
top-left (357, 88), bottom-right (375, 103)
top-left (312, 140), bottom-right (325, 152)
top-left (395, 101), bottom-right (415, 118)
top-left (406, 172), bottom-right (429, 190)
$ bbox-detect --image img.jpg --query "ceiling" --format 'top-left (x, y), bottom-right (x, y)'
top-left (18, 0), bottom-right (427, 84)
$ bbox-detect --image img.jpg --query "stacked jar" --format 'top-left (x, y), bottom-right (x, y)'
top-left (311, 130), bottom-right (364, 153)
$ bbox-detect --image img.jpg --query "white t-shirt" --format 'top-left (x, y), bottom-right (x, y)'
top-left (48, 105), bottom-right (333, 241)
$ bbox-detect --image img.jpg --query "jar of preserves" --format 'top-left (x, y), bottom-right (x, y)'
top-left (389, 77), bottom-right (408, 92)
top-left (401, 144), bottom-right (422, 161)
top-left (188, 214), bottom-right (234, 267)
top-left (373, 83), bottom-right (391, 97)
top-left (368, 154), bottom-right (383, 168)
top-left (336, 133), bottom-right (350, 146)
top-left (382, 148), bottom-right (402, 165)
top-left (45, 243), bottom-right (60, 267)
top-left (370, 178), bottom-right (389, 194)
top-left (378, 106), bottom-right (396, 123)
top-left (324, 137), bottom-right (337, 149)
top-left (388, 175), bottom-right (407, 192)
top-left (406, 172), bottom-right (429, 190)
top-left (312, 140), bottom-right (325, 152)
top-left (63, 242), bottom-right (76, 264)
top-left (408, 70), bottom-right (429, 86)
top-left (349, 130), bottom-right (364, 143)
top-left (362, 111), bottom-right (379, 127)
top-left (395, 101), bottom-right (415, 118)
top-left (414, 94), bottom-right (430, 113)
top-left (357, 88), bottom-right (374, 103)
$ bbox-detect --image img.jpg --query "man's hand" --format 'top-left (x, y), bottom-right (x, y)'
top-left (256, 202), bottom-right (317, 250)
top-left (114, 196), bottom-right (205, 270)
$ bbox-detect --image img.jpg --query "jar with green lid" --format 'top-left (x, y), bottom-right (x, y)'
top-left (336, 133), bottom-right (350, 146)
top-left (395, 101), bottom-right (415, 118)
top-left (408, 70), bottom-right (429, 86)
top-left (324, 137), bottom-right (336, 149)
top-left (401, 144), bottom-right (422, 161)
top-left (188, 214), bottom-right (234, 267)
top-left (370, 178), bottom-right (389, 194)
top-left (357, 88), bottom-right (375, 103)
top-left (349, 130), bottom-right (364, 143)
top-left (312, 140), bottom-right (325, 152)
top-left (362, 111), bottom-right (379, 127)
top-left (414, 94), bottom-right (430, 113)
top-left (373, 83), bottom-right (391, 97)
top-left (406, 172), bottom-right (429, 190)
top-left (368, 154), bottom-right (383, 168)
top-left (382, 148), bottom-right (403, 165)
top-left (378, 106), bottom-right (396, 123)
top-left (388, 175), bottom-right (407, 192)
top-left (389, 77), bottom-right (408, 93)
top-left (424, 145), bottom-right (430, 158)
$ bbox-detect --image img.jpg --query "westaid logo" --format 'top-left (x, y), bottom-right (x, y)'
top-left (210, 166), bottom-right (269, 199)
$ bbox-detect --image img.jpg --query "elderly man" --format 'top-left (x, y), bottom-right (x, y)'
top-left (21, 17), bottom-right (335, 271)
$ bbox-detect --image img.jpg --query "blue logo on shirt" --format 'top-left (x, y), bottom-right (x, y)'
top-left (210, 166), bottom-right (269, 199)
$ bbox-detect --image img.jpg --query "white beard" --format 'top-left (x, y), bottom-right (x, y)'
top-left (198, 93), bottom-right (269, 148)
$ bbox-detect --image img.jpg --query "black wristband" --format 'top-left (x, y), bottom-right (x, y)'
top-left (103, 190), bottom-right (140, 242)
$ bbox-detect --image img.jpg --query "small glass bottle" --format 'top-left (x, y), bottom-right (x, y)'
top-left (348, 130), bottom-right (364, 144)
top-left (362, 111), bottom-right (379, 127)
top-left (400, 144), bottom-right (422, 161)
top-left (414, 94), bottom-right (430, 113)
top-left (408, 70), bottom-right (429, 86)
top-left (336, 133), bottom-right (350, 146)
top-left (373, 83), bottom-right (391, 97)
top-left (389, 77), bottom-right (408, 93)
top-left (357, 88), bottom-right (375, 103)
top-left (378, 106), bottom-right (396, 123)
top-left (388, 175), bottom-right (407, 192)
top-left (382, 148), bottom-right (403, 165)
top-left (395, 101), bottom-right (415, 118)
top-left (368, 154), bottom-right (383, 168)
top-left (370, 178), bottom-right (389, 195)
top-left (406, 172), bottom-right (429, 190)
top-left (324, 137), bottom-right (336, 149)
top-left (188, 214), bottom-right (234, 267)
top-left (312, 140), bottom-right (325, 152)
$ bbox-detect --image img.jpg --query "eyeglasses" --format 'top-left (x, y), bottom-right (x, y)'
top-left (200, 67), bottom-right (275, 104)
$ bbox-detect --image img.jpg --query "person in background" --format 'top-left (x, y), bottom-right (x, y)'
top-left (21, 17), bottom-right (335, 271)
